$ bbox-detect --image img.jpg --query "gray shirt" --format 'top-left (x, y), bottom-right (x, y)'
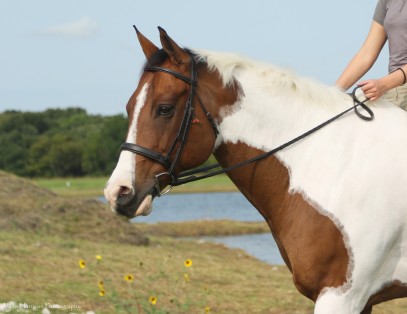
top-left (374, 0), bottom-right (407, 72)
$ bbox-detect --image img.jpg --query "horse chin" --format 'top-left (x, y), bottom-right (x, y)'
top-left (134, 194), bottom-right (153, 217)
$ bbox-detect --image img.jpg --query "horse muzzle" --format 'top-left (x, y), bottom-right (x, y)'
top-left (104, 183), bottom-right (155, 219)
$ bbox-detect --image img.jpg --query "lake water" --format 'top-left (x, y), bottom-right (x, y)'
top-left (101, 192), bottom-right (284, 265)
top-left (131, 192), bottom-right (263, 223)
top-left (196, 233), bottom-right (284, 265)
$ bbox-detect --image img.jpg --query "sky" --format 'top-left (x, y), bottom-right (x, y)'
top-left (0, 0), bottom-right (388, 116)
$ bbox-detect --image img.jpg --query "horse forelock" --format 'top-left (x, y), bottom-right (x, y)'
top-left (143, 48), bottom-right (205, 72)
top-left (143, 49), bottom-right (168, 71)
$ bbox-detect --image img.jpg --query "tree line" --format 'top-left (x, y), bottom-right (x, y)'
top-left (0, 108), bottom-right (128, 177)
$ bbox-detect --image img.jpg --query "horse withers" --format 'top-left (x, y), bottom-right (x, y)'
top-left (104, 27), bottom-right (407, 313)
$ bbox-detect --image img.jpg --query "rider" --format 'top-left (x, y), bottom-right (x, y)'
top-left (336, 0), bottom-right (407, 111)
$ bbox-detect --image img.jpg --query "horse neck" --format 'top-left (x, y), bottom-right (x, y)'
top-left (211, 64), bottom-right (352, 297)
top-left (216, 70), bottom-right (349, 153)
top-left (213, 117), bottom-right (350, 292)
top-left (213, 142), bottom-right (289, 225)
top-left (212, 69), bottom-right (351, 261)
top-left (206, 54), bottom-right (351, 209)
top-left (211, 65), bottom-right (351, 208)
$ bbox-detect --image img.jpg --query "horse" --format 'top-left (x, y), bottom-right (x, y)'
top-left (104, 27), bottom-right (407, 313)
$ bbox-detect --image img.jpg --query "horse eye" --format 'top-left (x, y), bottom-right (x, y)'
top-left (158, 104), bottom-right (174, 117)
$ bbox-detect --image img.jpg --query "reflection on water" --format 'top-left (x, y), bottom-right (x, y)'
top-left (101, 192), bottom-right (284, 265)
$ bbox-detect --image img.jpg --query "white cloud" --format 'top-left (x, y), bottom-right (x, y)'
top-left (42, 17), bottom-right (99, 38)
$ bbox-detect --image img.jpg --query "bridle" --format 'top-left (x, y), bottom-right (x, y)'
top-left (121, 51), bottom-right (374, 197)
top-left (120, 51), bottom-right (219, 196)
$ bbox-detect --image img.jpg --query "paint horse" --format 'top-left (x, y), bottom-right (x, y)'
top-left (104, 27), bottom-right (407, 313)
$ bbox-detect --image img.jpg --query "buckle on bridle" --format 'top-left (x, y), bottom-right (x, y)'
top-left (154, 172), bottom-right (173, 197)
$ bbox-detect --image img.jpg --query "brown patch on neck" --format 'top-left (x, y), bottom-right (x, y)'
top-left (363, 281), bottom-right (407, 311)
top-left (214, 142), bottom-right (351, 301)
top-left (195, 63), bottom-right (243, 123)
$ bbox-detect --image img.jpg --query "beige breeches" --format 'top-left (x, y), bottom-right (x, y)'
top-left (383, 84), bottom-right (407, 111)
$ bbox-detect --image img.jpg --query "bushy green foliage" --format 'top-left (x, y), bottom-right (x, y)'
top-left (0, 108), bottom-right (127, 177)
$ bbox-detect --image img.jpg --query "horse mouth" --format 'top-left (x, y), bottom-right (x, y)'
top-left (113, 188), bottom-right (158, 219)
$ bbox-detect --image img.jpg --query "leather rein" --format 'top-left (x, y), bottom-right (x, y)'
top-left (121, 53), bottom-right (374, 197)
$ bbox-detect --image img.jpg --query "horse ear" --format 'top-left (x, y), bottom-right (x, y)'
top-left (158, 26), bottom-right (189, 65)
top-left (134, 26), bottom-right (159, 61)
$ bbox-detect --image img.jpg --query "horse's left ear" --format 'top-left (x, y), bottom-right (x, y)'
top-left (158, 26), bottom-right (189, 65)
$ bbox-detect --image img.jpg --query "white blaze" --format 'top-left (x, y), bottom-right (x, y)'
top-left (105, 83), bottom-right (149, 194)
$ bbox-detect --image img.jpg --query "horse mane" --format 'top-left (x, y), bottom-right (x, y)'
top-left (193, 49), bottom-right (349, 111)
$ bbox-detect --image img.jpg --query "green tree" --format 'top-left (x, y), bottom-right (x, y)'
top-left (27, 134), bottom-right (84, 177)
top-left (0, 109), bottom-right (127, 177)
top-left (0, 113), bottom-right (39, 175)
top-left (82, 115), bottom-right (127, 175)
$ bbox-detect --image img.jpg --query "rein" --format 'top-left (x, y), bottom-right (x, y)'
top-left (121, 52), bottom-right (374, 196)
top-left (174, 86), bottom-right (373, 186)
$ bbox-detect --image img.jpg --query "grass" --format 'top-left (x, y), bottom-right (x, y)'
top-left (135, 220), bottom-right (270, 237)
top-left (1, 230), bottom-right (405, 314)
top-left (2, 171), bottom-right (406, 313)
top-left (0, 229), bottom-right (315, 314)
top-left (33, 174), bottom-right (237, 198)
top-left (32, 176), bottom-right (110, 198)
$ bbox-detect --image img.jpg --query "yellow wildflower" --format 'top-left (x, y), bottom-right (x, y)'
top-left (78, 259), bottom-right (86, 269)
top-left (124, 274), bottom-right (134, 282)
top-left (184, 259), bottom-right (192, 268)
top-left (149, 296), bottom-right (157, 305)
top-left (98, 279), bottom-right (104, 289)
top-left (205, 306), bottom-right (211, 313)
top-left (96, 255), bottom-right (102, 262)
top-left (99, 289), bottom-right (105, 297)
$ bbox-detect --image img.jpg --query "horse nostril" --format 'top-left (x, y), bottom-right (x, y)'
top-left (118, 185), bottom-right (132, 197)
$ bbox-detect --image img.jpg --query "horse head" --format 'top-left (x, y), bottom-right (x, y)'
top-left (104, 27), bottom-right (237, 218)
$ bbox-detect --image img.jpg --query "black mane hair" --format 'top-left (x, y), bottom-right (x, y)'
top-left (143, 49), bottom-right (167, 70)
